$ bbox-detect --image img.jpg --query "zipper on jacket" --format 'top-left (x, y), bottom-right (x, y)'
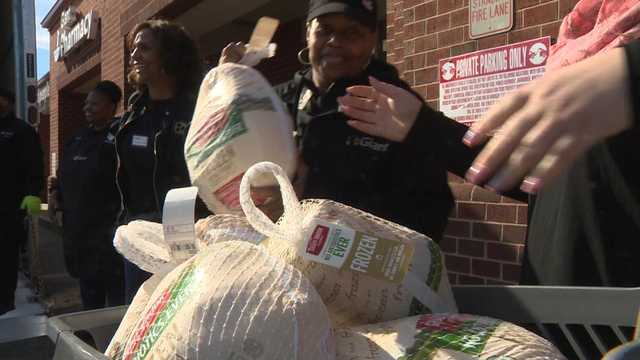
top-left (114, 120), bottom-right (130, 224)
top-left (152, 128), bottom-right (163, 215)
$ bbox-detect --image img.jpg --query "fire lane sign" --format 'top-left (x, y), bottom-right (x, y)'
top-left (439, 37), bottom-right (551, 124)
top-left (469, 0), bottom-right (513, 39)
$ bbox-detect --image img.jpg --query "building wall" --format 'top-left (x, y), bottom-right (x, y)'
top-left (38, 113), bottom-right (51, 183)
top-left (47, 0), bottom-right (132, 171)
top-left (385, 0), bottom-right (579, 285)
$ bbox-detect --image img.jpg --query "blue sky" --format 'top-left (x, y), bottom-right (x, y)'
top-left (35, 0), bottom-right (56, 79)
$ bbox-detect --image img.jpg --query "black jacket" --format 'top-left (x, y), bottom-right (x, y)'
top-left (57, 121), bottom-right (121, 277)
top-left (116, 92), bottom-right (196, 223)
top-left (521, 40), bottom-right (640, 287)
top-left (0, 113), bottom-right (43, 214)
top-left (276, 60), bottom-right (480, 241)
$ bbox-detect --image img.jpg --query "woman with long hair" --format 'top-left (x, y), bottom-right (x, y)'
top-left (116, 19), bottom-right (203, 302)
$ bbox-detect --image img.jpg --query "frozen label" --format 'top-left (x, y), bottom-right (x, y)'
top-left (302, 220), bottom-right (414, 284)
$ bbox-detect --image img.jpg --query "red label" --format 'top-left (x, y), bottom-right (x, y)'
top-left (213, 173), bottom-right (244, 210)
top-left (306, 225), bottom-right (329, 255)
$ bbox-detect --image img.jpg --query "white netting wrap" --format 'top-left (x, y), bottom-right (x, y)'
top-left (105, 269), bottom-right (170, 358)
top-left (195, 214), bottom-right (265, 248)
top-left (335, 313), bottom-right (566, 359)
top-left (240, 162), bottom-right (458, 327)
top-left (108, 241), bottom-right (335, 360)
top-left (113, 220), bottom-right (174, 274)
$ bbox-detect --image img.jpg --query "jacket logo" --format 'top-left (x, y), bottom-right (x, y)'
top-left (0, 131), bottom-right (14, 139)
top-left (346, 136), bottom-right (390, 152)
top-left (298, 89), bottom-right (313, 111)
top-left (73, 155), bottom-right (88, 161)
top-left (174, 121), bottom-right (189, 135)
top-left (105, 133), bottom-right (115, 144)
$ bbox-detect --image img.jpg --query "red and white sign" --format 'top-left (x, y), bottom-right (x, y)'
top-left (439, 37), bottom-right (550, 124)
top-left (469, 0), bottom-right (513, 39)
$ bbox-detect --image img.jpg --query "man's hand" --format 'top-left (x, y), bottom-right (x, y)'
top-left (20, 195), bottom-right (41, 216)
top-left (338, 76), bottom-right (421, 142)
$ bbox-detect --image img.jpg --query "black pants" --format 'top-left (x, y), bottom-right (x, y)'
top-left (124, 258), bottom-right (151, 304)
top-left (78, 270), bottom-right (125, 310)
top-left (0, 213), bottom-right (24, 308)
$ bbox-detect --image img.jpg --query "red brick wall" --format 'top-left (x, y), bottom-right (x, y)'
top-left (48, 0), bottom-right (129, 166)
top-left (385, 0), bottom-right (579, 284)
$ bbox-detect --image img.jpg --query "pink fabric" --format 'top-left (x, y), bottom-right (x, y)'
top-left (547, 0), bottom-right (640, 70)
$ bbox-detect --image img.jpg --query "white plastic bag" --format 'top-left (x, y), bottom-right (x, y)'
top-left (239, 162), bottom-right (458, 327)
top-left (110, 241), bottom-right (335, 360)
top-left (196, 214), bottom-right (265, 247)
top-left (105, 269), bottom-right (169, 358)
top-left (185, 63), bottom-right (297, 214)
top-left (335, 313), bottom-right (567, 359)
top-left (113, 220), bottom-right (173, 274)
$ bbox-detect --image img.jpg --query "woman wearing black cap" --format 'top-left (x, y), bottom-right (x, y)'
top-left (220, 0), bottom-right (485, 242)
top-left (49, 81), bottom-right (125, 310)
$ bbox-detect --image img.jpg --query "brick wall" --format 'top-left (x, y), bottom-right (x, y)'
top-left (385, 0), bottom-right (579, 284)
top-left (48, 0), bottom-right (129, 166)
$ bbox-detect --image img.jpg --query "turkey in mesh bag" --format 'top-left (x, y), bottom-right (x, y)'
top-left (184, 62), bottom-right (297, 215)
top-left (108, 240), bottom-right (335, 360)
top-left (335, 313), bottom-right (566, 360)
top-left (196, 213), bottom-right (265, 247)
top-left (107, 220), bottom-right (175, 358)
top-left (108, 187), bottom-right (204, 358)
top-left (239, 162), bottom-right (458, 328)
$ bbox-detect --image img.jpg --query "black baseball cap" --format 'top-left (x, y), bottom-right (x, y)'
top-left (307, 0), bottom-right (378, 29)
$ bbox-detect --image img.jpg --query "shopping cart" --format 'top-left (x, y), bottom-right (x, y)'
top-left (47, 286), bottom-right (640, 360)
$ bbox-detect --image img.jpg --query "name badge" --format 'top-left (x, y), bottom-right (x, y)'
top-left (132, 135), bottom-right (148, 148)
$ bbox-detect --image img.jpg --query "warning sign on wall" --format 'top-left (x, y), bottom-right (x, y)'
top-left (469, 0), bottom-right (513, 39)
top-left (439, 37), bottom-right (550, 124)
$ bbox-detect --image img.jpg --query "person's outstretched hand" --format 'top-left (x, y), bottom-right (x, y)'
top-left (218, 42), bottom-right (246, 66)
top-left (464, 47), bottom-right (634, 194)
top-left (338, 76), bottom-right (421, 142)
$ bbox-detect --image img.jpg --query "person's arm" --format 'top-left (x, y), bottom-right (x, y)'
top-left (339, 77), bottom-right (528, 201)
top-left (19, 125), bottom-right (44, 215)
top-left (338, 76), bottom-right (480, 177)
top-left (24, 126), bottom-right (44, 197)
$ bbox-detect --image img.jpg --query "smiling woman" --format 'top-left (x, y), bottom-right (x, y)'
top-left (218, 0), bottom-right (485, 244)
top-left (116, 19), bottom-right (207, 303)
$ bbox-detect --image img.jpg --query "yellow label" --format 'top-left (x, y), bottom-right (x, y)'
top-left (302, 220), bottom-right (414, 283)
top-left (344, 232), bottom-right (414, 283)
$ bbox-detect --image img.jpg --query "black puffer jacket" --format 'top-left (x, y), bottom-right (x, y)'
top-left (276, 59), bottom-right (479, 241)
